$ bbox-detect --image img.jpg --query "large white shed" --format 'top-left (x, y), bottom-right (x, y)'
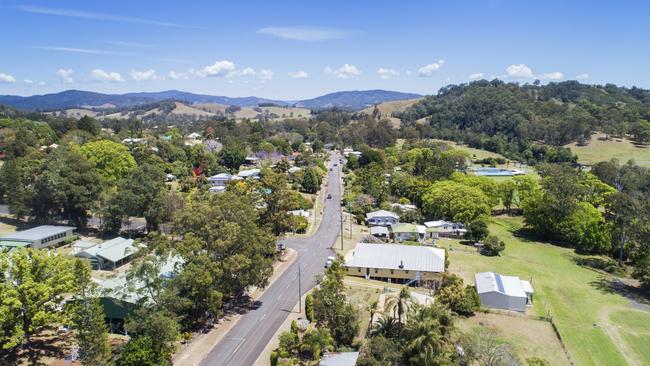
top-left (475, 272), bottom-right (533, 313)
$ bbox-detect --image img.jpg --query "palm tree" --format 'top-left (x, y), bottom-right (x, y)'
top-left (370, 314), bottom-right (400, 339)
top-left (366, 299), bottom-right (380, 333)
top-left (384, 287), bottom-right (412, 325)
top-left (401, 305), bottom-right (455, 366)
top-left (300, 328), bottom-right (333, 361)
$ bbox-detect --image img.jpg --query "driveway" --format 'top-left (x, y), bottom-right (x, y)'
top-left (198, 152), bottom-right (342, 366)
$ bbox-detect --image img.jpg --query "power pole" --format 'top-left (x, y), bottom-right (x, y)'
top-left (298, 263), bottom-right (302, 314)
top-left (340, 209), bottom-right (344, 251)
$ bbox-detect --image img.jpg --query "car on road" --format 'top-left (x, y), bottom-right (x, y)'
top-left (327, 193), bottom-right (332, 199)
top-left (324, 256), bottom-right (336, 268)
top-left (333, 163), bottom-right (338, 166)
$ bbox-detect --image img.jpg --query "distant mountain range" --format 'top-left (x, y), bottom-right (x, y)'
top-left (0, 89), bottom-right (422, 111)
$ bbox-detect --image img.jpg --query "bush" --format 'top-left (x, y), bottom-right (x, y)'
top-left (305, 294), bottom-right (315, 322)
top-left (481, 235), bottom-right (505, 256)
top-left (466, 217), bottom-right (489, 242)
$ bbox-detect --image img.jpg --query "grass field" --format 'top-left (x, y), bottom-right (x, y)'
top-left (456, 312), bottom-right (571, 365)
top-left (607, 310), bottom-right (650, 365)
top-left (564, 133), bottom-right (650, 166)
top-left (443, 216), bottom-right (647, 366)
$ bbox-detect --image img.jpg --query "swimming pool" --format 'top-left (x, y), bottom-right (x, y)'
top-left (472, 167), bottom-right (525, 176)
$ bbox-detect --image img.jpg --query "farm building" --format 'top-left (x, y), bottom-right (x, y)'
top-left (0, 225), bottom-right (76, 250)
top-left (366, 210), bottom-right (399, 226)
top-left (345, 243), bottom-right (445, 285)
top-left (74, 237), bottom-right (141, 270)
top-left (475, 272), bottom-right (534, 313)
top-left (391, 223), bottom-right (426, 242)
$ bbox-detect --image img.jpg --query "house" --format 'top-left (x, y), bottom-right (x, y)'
top-left (208, 173), bottom-right (233, 186)
top-left (187, 132), bottom-right (202, 139)
top-left (244, 156), bottom-right (261, 166)
top-left (209, 186), bottom-right (227, 194)
top-left (391, 223), bottom-right (426, 242)
top-left (288, 209), bottom-right (310, 218)
top-left (98, 254), bottom-right (183, 333)
top-left (365, 210), bottom-right (399, 226)
top-left (238, 168), bottom-right (261, 180)
top-left (320, 352), bottom-right (360, 366)
top-left (423, 220), bottom-right (466, 238)
top-left (74, 237), bottom-right (140, 270)
top-left (342, 148), bottom-right (362, 158)
top-left (475, 272), bottom-right (534, 313)
top-left (369, 226), bottom-right (389, 238)
top-left (345, 243), bottom-right (445, 285)
top-left (0, 225), bottom-right (76, 250)
top-left (288, 166), bottom-right (302, 174)
top-left (390, 203), bottom-right (417, 212)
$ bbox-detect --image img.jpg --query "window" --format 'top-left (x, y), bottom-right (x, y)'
top-left (390, 270), bottom-right (394, 274)
top-left (374, 269), bottom-right (378, 274)
top-left (357, 268), bottom-right (361, 272)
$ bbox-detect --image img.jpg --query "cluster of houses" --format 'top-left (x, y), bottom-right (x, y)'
top-left (365, 210), bottom-right (467, 243)
top-left (341, 209), bottom-right (535, 313)
top-left (207, 168), bottom-right (261, 193)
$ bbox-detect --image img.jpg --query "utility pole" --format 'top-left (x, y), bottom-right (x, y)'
top-left (340, 209), bottom-right (344, 251)
top-left (298, 263), bottom-right (302, 314)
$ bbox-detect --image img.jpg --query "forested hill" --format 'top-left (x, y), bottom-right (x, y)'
top-left (397, 80), bottom-right (650, 161)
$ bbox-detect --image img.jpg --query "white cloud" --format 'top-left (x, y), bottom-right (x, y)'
top-left (105, 40), bottom-right (154, 48)
top-left (16, 5), bottom-right (197, 29)
top-left (505, 64), bottom-right (534, 79)
top-left (288, 70), bottom-right (308, 79)
top-left (197, 60), bottom-right (236, 77)
top-left (258, 69), bottom-right (274, 80)
top-left (23, 79), bottom-right (34, 86)
top-left (56, 69), bottom-right (74, 83)
top-left (258, 26), bottom-right (349, 41)
top-left (325, 64), bottom-right (361, 79)
top-left (91, 69), bottom-right (124, 82)
top-left (418, 60), bottom-right (445, 77)
top-left (167, 71), bottom-right (189, 80)
top-left (405, 70), bottom-right (412, 76)
top-left (377, 68), bottom-right (399, 79)
top-left (34, 46), bottom-right (125, 55)
top-left (131, 69), bottom-right (158, 81)
top-left (469, 73), bottom-right (484, 80)
top-left (0, 73), bottom-right (16, 83)
top-left (576, 73), bottom-right (590, 80)
top-left (540, 72), bottom-right (564, 80)
top-left (240, 67), bottom-right (256, 76)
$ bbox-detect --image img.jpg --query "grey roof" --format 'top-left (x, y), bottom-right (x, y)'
top-left (369, 226), bottom-right (389, 235)
top-left (475, 272), bottom-right (530, 298)
top-left (365, 210), bottom-right (399, 219)
top-left (346, 243), bottom-right (445, 273)
top-left (73, 240), bottom-right (97, 249)
top-left (77, 237), bottom-right (139, 263)
top-left (1, 225), bottom-right (75, 242)
top-left (320, 352), bottom-right (360, 366)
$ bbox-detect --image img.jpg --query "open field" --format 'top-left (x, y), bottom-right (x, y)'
top-left (359, 98), bottom-right (423, 117)
top-left (456, 312), bottom-right (571, 365)
top-left (564, 132), bottom-right (650, 166)
top-left (443, 216), bottom-right (648, 366)
top-left (606, 309), bottom-right (650, 365)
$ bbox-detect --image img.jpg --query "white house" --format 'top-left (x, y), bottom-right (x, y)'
top-left (391, 203), bottom-right (417, 212)
top-left (208, 173), bottom-right (233, 186)
top-left (209, 186), bottom-right (227, 194)
top-left (187, 132), bottom-right (202, 139)
top-left (424, 220), bottom-right (466, 238)
top-left (366, 210), bottom-right (399, 226)
top-left (475, 272), bottom-right (534, 313)
top-left (238, 168), bottom-right (261, 180)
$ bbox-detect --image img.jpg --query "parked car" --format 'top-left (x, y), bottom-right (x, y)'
top-left (327, 193), bottom-right (332, 199)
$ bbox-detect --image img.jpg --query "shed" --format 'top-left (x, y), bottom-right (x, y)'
top-left (475, 272), bottom-right (534, 313)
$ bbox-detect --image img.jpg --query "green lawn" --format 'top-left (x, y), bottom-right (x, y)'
top-left (444, 216), bottom-right (645, 366)
top-left (564, 133), bottom-right (650, 166)
top-left (608, 310), bottom-right (650, 365)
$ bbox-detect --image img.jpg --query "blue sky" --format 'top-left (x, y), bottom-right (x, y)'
top-left (1, 0), bottom-right (649, 99)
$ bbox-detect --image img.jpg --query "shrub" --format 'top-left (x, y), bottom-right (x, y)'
top-left (305, 294), bottom-right (315, 322)
top-left (481, 235), bottom-right (505, 256)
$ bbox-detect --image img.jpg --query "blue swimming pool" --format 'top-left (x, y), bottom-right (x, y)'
top-left (472, 167), bottom-right (524, 176)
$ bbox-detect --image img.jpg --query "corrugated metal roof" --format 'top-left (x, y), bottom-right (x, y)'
top-left (78, 237), bottom-right (138, 263)
top-left (475, 272), bottom-right (528, 298)
top-left (0, 225), bottom-right (75, 241)
top-left (366, 210), bottom-right (398, 219)
top-left (369, 226), bottom-right (389, 235)
top-left (346, 243), bottom-right (445, 273)
top-left (320, 352), bottom-right (360, 366)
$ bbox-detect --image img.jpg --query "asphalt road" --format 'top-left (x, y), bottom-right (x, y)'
top-left (199, 152), bottom-right (342, 366)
